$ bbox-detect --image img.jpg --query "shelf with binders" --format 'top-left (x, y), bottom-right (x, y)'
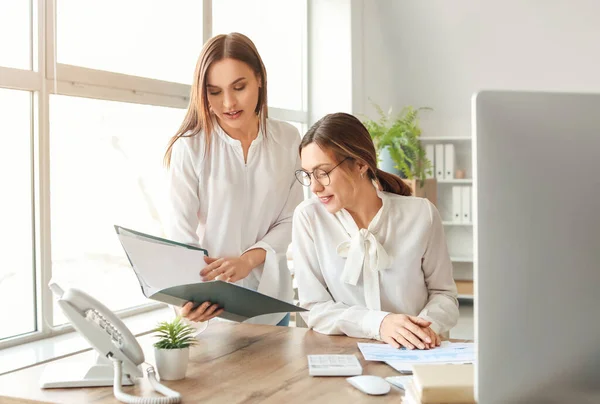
top-left (442, 188), bottom-right (474, 301)
top-left (422, 137), bottom-right (475, 301)
top-left (437, 187), bottom-right (473, 225)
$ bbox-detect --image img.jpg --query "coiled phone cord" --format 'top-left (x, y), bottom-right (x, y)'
top-left (110, 355), bottom-right (181, 404)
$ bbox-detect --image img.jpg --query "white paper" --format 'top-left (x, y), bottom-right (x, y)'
top-left (386, 361), bottom-right (414, 373)
top-left (357, 341), bottom-right (475, 363)
top-left (385, 359), bottom-right (472, 373)
top-left (118, 234), bottom-right (207, 296)
top-left (385, 375), bottom-right (413, 389)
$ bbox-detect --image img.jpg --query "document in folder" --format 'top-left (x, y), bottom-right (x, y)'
top-left (115, 225), bottom-right (306, 322)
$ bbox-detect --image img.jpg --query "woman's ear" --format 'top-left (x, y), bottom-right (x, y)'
top-left (355, 160), bottom-right (369, 176)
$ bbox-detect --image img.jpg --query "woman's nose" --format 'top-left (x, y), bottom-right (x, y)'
top-left (310, 178), bottom-right (324, 194)
top-left (223, 90), bottom-right (236, 109)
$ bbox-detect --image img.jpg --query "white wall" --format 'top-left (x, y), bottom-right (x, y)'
top-left (359, 0), bottom-right (600, 136)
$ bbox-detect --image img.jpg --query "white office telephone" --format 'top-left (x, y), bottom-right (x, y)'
top-left (40, 282), bottom-right (181, 404)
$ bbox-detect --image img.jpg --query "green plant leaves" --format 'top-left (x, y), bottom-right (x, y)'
top-left (362, 102), bottom-right (433, 185)
top-left (153, 317), bottom-right (198, 350)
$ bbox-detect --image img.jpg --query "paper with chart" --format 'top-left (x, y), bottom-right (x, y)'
top-left (358, 341), bottom-right (475, 363)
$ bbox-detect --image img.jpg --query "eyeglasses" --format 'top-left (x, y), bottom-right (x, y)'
top-left (295, 158), bottom-right (349, 187)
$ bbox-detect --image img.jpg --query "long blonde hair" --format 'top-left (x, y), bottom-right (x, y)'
top-left (164, 33), bottom-right (268, 167)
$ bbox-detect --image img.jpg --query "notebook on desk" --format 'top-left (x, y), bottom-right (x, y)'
top-left (402, 364), bottom-right (475, 404)
top-left (115, 225), bottom-right (306, 322)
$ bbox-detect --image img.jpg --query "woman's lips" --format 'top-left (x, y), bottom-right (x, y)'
top-left (319, 195), bottom-right (333, 204)
top-left (224, 110), bottom-right (242, 119)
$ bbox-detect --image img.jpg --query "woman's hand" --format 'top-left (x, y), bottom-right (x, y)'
top-left (200, 256), bottom-right (253, 282)
top-left (422, 326), bottom-right (442, 349)
top-left (180, 301), bottom-right (224, 322)
top-left (380, 314), bottom-right (434, 350)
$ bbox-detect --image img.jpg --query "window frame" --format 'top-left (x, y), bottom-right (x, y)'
top-left (0, 0), bottom-right (308, 350)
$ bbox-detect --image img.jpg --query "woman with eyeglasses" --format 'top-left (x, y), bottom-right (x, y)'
top-left (164, 33), bottom-right (302, 327)
top-left (292, 112), bottom-right (458, 349)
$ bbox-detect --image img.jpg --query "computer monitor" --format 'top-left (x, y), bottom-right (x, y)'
top-left (473, 91), bottom-right (600, 403)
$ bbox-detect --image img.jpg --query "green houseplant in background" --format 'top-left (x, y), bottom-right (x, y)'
top-left (362, 103), bottom-right (433, 184)
top-left (362, 102), bottom-right (437, 205)
top-left (153, 317), bottom-right (197, 380)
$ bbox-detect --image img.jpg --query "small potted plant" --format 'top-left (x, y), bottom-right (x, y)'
top-left (362, 102), bottom-right (437, 204)
top-left (153, 317), bottom-right (197, 381)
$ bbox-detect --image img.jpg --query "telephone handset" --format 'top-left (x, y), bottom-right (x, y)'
top-left (40, 282), bottom-right (181, 404)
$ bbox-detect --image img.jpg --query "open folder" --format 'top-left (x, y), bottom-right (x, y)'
top-left (115, 225), bottom-right (306, 322)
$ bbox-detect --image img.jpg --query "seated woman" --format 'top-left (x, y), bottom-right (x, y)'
top-left (292, 112), bottom-right (458, 350)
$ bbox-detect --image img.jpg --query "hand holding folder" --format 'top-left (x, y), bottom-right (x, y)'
top-left (200, 255), bottom-right (255, 283)
top-left (115, 226), bottom-right (306, 322)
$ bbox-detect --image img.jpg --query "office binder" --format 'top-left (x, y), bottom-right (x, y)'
top-left (452, 186), bottom-right (462, 223)
top-left (461, 186), bottom-right (471, 223)
top-left (435, 144), bottom-right (445, 180)
top-left (114, 225), bottom-right (306, 322)
top-left (444, 144), bottom-right (455, 179)
top-left (425, 144), bottom-right (435, 179)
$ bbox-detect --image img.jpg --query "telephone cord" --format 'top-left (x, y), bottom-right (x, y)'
top-left (110, 355), bottom-right (181, 404)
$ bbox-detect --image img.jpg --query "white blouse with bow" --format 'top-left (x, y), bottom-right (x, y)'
top-left (292, 191), bottom-right (459, 339)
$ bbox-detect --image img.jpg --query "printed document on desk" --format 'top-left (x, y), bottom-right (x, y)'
top-left (115, 225), bottom-right (306, 322)
top-left (358, 341), bottom-right (475, 363)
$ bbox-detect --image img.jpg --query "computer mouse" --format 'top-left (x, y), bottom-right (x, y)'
top-left (346, 375), bottom-right (391, 395)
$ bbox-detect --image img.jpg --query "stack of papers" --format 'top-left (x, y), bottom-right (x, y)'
top-left (357, 341), bottom-right (475, 373)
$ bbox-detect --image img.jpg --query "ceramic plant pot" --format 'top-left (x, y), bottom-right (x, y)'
top-left (154, 347), bottom-right (190, 381)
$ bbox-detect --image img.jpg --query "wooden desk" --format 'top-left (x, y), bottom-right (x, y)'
top-left (0, 322), bottom-right (448, 403)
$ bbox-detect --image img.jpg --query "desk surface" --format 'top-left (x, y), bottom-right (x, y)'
top-left (0, 322), bottom-right (463, 403)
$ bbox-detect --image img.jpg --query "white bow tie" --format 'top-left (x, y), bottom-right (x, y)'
top-left (336, 228), bottom-right (392, 311)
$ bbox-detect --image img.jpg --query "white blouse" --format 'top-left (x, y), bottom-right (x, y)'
top-left (166, 118), bottom-right (303, 325)
top-left (292, 191), bottom-right (459, 339)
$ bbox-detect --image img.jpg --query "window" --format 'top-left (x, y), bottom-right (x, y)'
top-left (286, 121), bottom-right (306, 137)
top-left (57, 0), bottom-right (204, 83)
top-left (213, 0), bottom-right (306, 111)
top-left (0, 0), bottom-right (308, 348)
top-left (0, 1), bottom-right (31, 70)
top-left (50, 96), bottom-right (185, 325)
top-left (0, 89), bottom-right (35, 339)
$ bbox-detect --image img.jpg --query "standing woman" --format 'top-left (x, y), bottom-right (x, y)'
top-left (293, 113), bottom-right (458, 348)
top-left (164, 33), bottom-right (302, 326)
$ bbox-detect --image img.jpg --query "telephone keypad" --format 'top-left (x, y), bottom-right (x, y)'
top-left (85, 309), bottom-right (124, 347)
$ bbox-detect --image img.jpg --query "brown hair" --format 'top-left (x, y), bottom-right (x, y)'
top-left (164, 32), bottom-right (268, 166)
top-left (299, 112), bottom-right (412, 196)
